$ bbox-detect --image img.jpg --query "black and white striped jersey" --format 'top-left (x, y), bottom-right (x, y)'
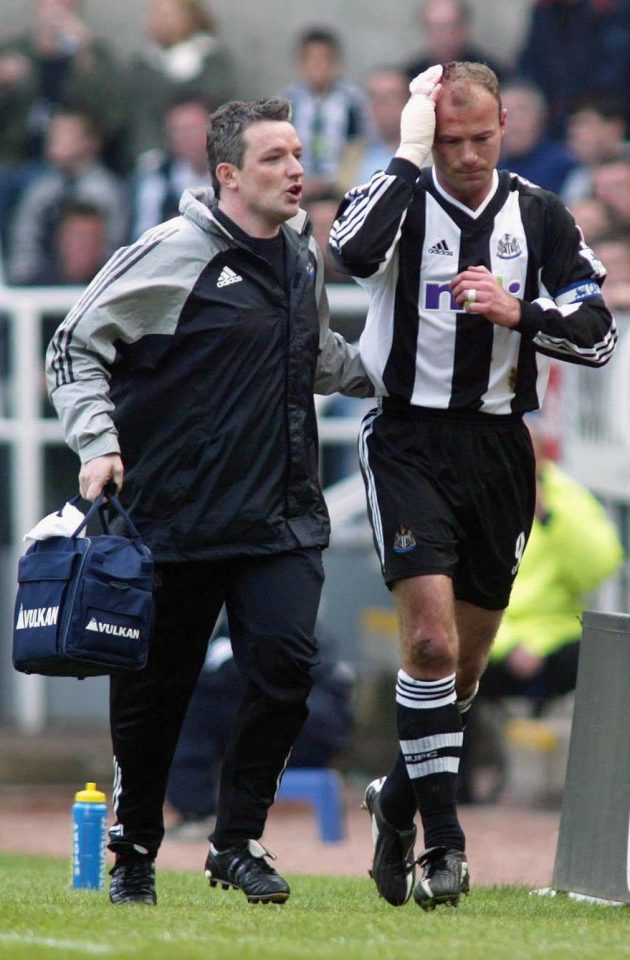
top-left (330, 158), bottom-right (617, 414)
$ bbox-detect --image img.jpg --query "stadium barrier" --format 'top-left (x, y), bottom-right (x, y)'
top-left (551, 611), bottom-right (630, 904)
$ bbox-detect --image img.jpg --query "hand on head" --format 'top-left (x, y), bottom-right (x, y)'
top-left (408, 63), bottom-right (444, 101)
top-left (396, 64), bottom-right (444, 168)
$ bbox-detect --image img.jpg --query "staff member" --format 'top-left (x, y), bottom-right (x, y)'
top-left (47, 96), bottom-right (373, 907)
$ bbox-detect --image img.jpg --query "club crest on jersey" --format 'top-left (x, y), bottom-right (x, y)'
top-left (496, 234), bottom-right (522, 259)
top-left (393, 525), bottom-right (416, 554)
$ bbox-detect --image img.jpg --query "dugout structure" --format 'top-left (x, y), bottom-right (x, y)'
top-left (552, 610), bottom-right (630, 903)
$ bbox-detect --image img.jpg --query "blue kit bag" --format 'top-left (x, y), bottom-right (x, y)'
top-left (13, 490), bottom-right (154, 678)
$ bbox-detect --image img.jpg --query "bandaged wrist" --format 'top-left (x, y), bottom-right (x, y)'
top-left (397, 94), bottom-right (436, 169)
top-left (395, 143), bottom-right (431, 168)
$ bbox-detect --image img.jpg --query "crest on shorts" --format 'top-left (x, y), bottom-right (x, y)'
top-left (496, 233), bottom-right (522, 259)
top-left (393, 525), bottom-right (416, 554)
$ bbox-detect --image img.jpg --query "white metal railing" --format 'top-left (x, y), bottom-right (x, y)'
top-left (561, 316), bottom-right (630, 500)
top-left (1, 287), bottom-right (84, 734)
top-left (2, 283), bottom-right (629, 730)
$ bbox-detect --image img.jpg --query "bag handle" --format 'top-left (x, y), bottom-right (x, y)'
top-left (68, 482), bottom-right (145, 548)
top-left (64, 493), bottom-right (110, 535)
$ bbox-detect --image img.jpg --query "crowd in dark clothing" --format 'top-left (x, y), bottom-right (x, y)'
top-left (3, 1), bottom-right (630, 292)
top-left (0, 0), bottom-right (232, 283)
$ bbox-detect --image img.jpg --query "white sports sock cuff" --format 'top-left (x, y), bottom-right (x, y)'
top-left (397, 668), bottom-right (456, 687)
top-left (457, 680), bottom-right (480, 714)
top-left (396, 670), bottom-right (456, 709)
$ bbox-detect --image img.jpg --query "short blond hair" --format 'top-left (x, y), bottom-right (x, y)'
top-left (442, 61), bottom-right (502, 112)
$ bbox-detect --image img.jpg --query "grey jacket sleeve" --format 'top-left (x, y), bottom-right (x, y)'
top-left (311, 238), bottom-right (374, 398)
top-left (46, 221), bottom-right (203, 462)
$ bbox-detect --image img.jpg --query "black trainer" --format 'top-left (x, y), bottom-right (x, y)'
top-left (109, 855), bottom-right (157, 905)
top-left (413, 846), bottom-right (470, 910)
top-left (362, 777), bottom-right (417, 906)
top-left (204, 839), bottom-right (290, 904)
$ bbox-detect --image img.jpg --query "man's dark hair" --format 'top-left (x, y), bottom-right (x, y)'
top-left (207, 98), bottom-right (292, 196)
top-left (296, 27), bottom-right (342, 55)
top-left (58, 199), bottom-right (106, 224)
top-left (594, 155), bottom-right (630, 173)
top-left (567, 91), bottom-right (628, 124)
top-left (164, 89), bottom-right (213, 117)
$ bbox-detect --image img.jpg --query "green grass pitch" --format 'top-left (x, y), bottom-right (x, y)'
top-left (1, 854), bottom-right (630, 960)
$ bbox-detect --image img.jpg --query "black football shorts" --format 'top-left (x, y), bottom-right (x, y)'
top-left (358, 402), bottom-right (536, 609)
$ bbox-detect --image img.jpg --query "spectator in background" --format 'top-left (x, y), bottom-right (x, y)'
top-left (7, 108), bottom-right (126, 285)
top-left (30, 198), bottom-right (108, 285)
top-left (568, 196), bottom-right (617, 246)
top-left (0, 0), bottom-right (126, 170)
top-left (282, 27), bottom-right (367, 202)
top-left (561, 94), bottom-right (630, 204)
top-left (34, 201), bottom-right (110, 422)
top-left (337, 67), bottom-right (410, 196)
top-left (515, 0), bottom-right (630, 138)
top-left (480, 418), bottom-right (624, 709)
top-left (303, 195), bottom-right (348, 285)
top-left (166, 620), bottom-right (355, 839)
top-left (404, 0), bottom-right (504, 83)
top-left (127, 0), bottom-right (236, 161)
top-left (591, 231), bottom-right (630, 312)
top-left (128, 93), bottom-right (212, 241)
top-left (499, 79), bottom-right (578, 195)
top-left (591, 157), bottom-right (630, 230)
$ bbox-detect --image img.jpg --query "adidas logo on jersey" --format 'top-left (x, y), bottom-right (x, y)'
top-left (428, 239), bottom-right (453, 256)
top-left (217, 266), bottom-right (243, 288)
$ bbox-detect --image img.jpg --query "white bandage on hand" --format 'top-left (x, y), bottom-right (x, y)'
top-left (395, 64), bottom-right (444, 168)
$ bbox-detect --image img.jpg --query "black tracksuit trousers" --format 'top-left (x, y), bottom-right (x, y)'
top-left (107, 547), bottom-right (323, 860)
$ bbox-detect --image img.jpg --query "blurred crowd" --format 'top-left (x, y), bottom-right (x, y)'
top-left (0, 0), bottom-right (630, 309)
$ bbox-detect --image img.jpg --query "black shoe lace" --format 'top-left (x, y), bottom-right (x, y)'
top-left (237, 850), bottom-right (276, 877)
top-left (416, 846), bottom-right (448, 874)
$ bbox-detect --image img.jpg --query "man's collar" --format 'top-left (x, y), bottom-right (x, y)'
top-left (431, 168), bottom-right (499, 220)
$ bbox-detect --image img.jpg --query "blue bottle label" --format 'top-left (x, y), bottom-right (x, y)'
top-left (72, 801), bottom-right (108, 890)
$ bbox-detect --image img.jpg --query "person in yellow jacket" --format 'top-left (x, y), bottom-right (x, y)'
top-left (481, 422), bottom-right (625, 708)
